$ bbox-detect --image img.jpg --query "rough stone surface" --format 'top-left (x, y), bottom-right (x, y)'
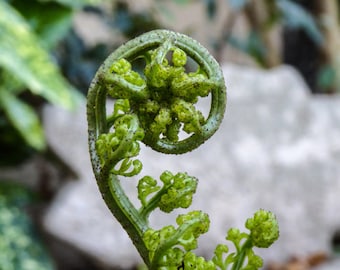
top-left (42, 64), bottom-right (340, 269)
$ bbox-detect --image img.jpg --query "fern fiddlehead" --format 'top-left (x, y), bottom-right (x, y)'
top-left (87, 30), bottom-right (278, 269)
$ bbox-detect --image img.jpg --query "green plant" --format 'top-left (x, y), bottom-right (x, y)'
top-left (87, 29), bottom-right (279, 269)
top-left (0, 181), bottom-right (54, 270)
top-left (0, 0), bottom-right (110, 163)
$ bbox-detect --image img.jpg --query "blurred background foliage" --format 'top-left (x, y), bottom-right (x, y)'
top-left (0, 181), bottom-right (54, 270)
top-left (0, 0), bottom-right (340, 269)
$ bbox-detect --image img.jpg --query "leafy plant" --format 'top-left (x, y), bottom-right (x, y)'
top-left (0, 181), bottom-right (54, 270)
top-left (0, 0), bottom-right (97, 160)
top-left (87, 29), bottom-right (279, 269)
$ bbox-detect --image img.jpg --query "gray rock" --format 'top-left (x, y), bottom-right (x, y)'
top-left (42, 64), bottom-right (340, 269)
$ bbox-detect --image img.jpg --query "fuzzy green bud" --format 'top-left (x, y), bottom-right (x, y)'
top-left (159, 173), bottom-right (198, 213)
top-left (245, 209), bottom-right (279, 248)
top-left (110, 58), bottom-right (131, 74)
top-left (172, 48), bottom-right (187, 67)
top-left (183, 252), bottom-right (215, 270)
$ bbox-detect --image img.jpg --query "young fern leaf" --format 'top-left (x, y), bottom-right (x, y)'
top-left (144, 210), bottom-right (210, 269)
top-left (212, 210), bottom-right (279, 270)
top-left (87, 29), bottom-right (278, 270)
top-left (138, 171), bottom-right (198, 219)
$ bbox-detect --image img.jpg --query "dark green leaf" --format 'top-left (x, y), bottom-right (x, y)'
top-left (277, 0), bottom-right (323, 45)
top-left (0, 181), bottom-right (35, 207)
top-left (0, 114), bottom-right (35, 166)
top-left (228, 0), bottom-right (250, 11)
top-left (0, 1), bottom-right (83, 109)
top-left (172, 0), bottom-right (191, 4)
top-left (317, 65), bottom-right (336, 89)
top-left (11, 0), bottom-right (73, 49)
top-left (0, 90), bottom-right (46, 151)
top-left (38, 0), bottom-right (105, 9)
top-left (204, 0), bottom-right (217, 19)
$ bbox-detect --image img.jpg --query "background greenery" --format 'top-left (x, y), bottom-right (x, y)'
top-left (0, 0), bottom-right (339, 269)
